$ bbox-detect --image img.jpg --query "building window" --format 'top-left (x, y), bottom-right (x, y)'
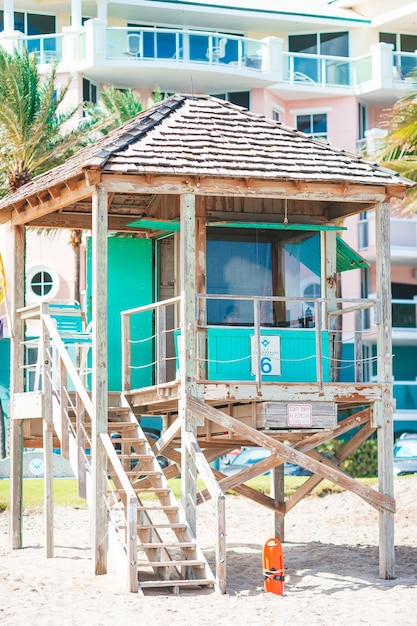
top-left (27, 265), bottom-right (59, 301)
top-left (0, 11), bottom-right (55, 35)
top-left (358, 103), bottom-right (368, 140)
top-left (288, 32), bottom-right (349, 83)
top-left (83, 78), bottom-right (98, 105)
top-left (289, 32), bottom-right (349, 57)
top-left (358, 211), bottom-right (369, 250)
top-left (296, 113), bottom-right (327, 140)
top-left (272, 108), bottom-right (281, 122)
top-left (380, 32), bottom-right (417, 78)
top-left (212, 91), bottom-right (250, 109)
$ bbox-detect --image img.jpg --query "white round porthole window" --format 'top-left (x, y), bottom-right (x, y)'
top-left (27, 265), bottom-right (60, 302)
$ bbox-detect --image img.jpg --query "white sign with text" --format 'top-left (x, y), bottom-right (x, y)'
top-left (250, 335), bottom-right (281, 376)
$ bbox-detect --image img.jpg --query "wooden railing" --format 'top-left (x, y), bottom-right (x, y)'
top-left (100, 433), bottom-right (138, 593)
top-left (121, 294), bottom-right (381, 389)
top-left (185, 431), bottom-right (226, 594)
top-left (121, 296), bottom-right (181, 391)
top-left (17, 304), bottom-right (138, 591)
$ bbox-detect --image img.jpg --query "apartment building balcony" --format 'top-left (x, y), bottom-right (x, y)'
top-left (359, 214), bottom-right (417, 266)
top-left (10, 24), bottom-right (280, 94)
top-left (1, 22), bottom-right (416, 103)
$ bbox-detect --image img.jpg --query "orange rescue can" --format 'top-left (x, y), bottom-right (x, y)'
top-left (263, 537), bottom-right (285, 595)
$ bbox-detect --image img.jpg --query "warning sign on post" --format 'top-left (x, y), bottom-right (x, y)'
top-left (287, 404), bottom-right (313, 427)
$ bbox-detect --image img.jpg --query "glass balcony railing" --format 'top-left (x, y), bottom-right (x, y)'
top-left (351, 53), bottom-right (373, 85)
top-left (106, 27), bottom-right (267, 71)
top-left (282, 51), bottom-right (352, 87)
top-left (18, 33), bottom-right (63, 64)
top-left (393, 52), bottom-right (417, 82)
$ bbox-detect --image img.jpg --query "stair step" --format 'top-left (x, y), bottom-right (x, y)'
top-left (139, 522), bottom-right (187, 531)
top-left (139, 579), bottom-right (214, 589)
top-left (134, 487), bottom-right (170, 495)
top-left (137, 505), bottom-right (179, 512)
top-left (137, 560), bottom-right (205, 568)
top-left (117, 454), bottom-right (152, 460)
top-left (109, 469), bottom-right (154, 477)
top-left (140, 541), bottom-right (196, 550)
top-left (116, 438), bottom-right (146, 445)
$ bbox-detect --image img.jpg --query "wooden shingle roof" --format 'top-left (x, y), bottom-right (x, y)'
top-left (0, 93), bottom-right (412, 217)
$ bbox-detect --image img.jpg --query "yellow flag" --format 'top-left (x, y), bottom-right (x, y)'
top-left (0, 252), bottom-right (6, 305)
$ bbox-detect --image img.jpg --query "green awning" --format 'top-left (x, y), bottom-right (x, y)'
top-left (299, 234), bottom-right (368, 274)
top-left (336, 236), bottom-right (369, 273)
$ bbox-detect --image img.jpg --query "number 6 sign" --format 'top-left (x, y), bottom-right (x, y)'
top-left (250, 335), bottom-right (281, 376)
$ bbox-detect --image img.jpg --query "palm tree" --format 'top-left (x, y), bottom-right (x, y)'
top-left (378, 90), bottom-right (417, 213)
top-left (0, 47), bottom-right (86, 194)
top-left (83, 84), bottom-right (155, 134)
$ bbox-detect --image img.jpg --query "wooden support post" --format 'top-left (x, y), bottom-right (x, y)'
top-left (91, 186), bottom-right (109, 575)
top-left (375, 200), bottom-right (395, 579)
top-left (10, 225), bottom-right (25, 550)
top-left (179, 193), bottom-right (198, 535)
top-left (40, 303), bottom-right (54, 557)
top-left (271, 464), bottom-right (285, 542)
top-left (321, 230), bottom-right (338, 382)
top-left (195, 208), bottom-right (207, 380)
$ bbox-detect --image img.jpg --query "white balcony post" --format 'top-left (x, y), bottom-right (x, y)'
top-left (82, 19), bottom-right (107, 65)
top-left (62, 25), bottom-right (81, 67)
top-left (0, 0), bottom-right (21, 53)
top-left (71, 0), bottom-right (83, 28)
top-left (3, 0), bottom-right (15, 32)
top-left (262, 36), bottom-right (282, 78)
top-left (0, 30), bottom-right (20, 53)
top-left (96, 0), bottom-right (108, 23)
top-left (370, 42), bottom-right (394, 89)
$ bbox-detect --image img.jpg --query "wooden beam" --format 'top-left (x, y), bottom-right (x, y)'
top-left (10, 225), bottom-right (25, 550)
top-left (327, 201), bottom-right (375, 221)
top-left (30, 212), bottom-right (146, 232)
top-left (187, 397), bottom-right (395, 513)
top-left (91, 186), bottom-right (109, 575)
top-left (40, 303), bottom-right (54, 558)
top-left (207, 409), bottom-right (371, 497)
top-left (179, 193), bottom-right (198, 535)
top-left (286, 422), bottom-right (375, 513)
top-left (10, 178), bottom-right (95, 225)
top-left (99, 174), bottom-right (389, 203)
top-left (375, 200), bottom-right (395, 580)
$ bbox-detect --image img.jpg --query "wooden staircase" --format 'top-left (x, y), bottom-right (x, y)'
top-left (101, 403), bottom-right (216, 594)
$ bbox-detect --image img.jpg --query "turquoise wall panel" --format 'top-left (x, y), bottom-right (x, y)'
top-left (87, 238), bottom-right (153, 391)
top-left (207, 327), bottom-right (330, 382)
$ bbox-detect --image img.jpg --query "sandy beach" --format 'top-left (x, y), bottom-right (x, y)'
top-left (0, 477), bottom-right (416, 626)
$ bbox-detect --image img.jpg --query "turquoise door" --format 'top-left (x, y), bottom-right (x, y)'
top-left (87, 237), bottom-right (153, 391)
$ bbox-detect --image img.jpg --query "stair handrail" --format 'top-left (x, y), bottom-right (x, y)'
top-left (100, 432), bottom-right (138, 593)
top-left (184, 431), bottom-right (226, 594)
top-left (41, 313), bottom-right (93, 414)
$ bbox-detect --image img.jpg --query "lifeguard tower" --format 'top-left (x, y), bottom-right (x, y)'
top-left (0, 95), bottom-right (412, 593)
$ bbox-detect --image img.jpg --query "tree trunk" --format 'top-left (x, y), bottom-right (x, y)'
top-left (69, 229), bottom-right (82, 303)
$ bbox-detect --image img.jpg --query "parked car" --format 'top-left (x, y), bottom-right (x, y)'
top-left (222, 446), bottom-right (311, 476)
top-left (393, 433), bottom-right (417, 476)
